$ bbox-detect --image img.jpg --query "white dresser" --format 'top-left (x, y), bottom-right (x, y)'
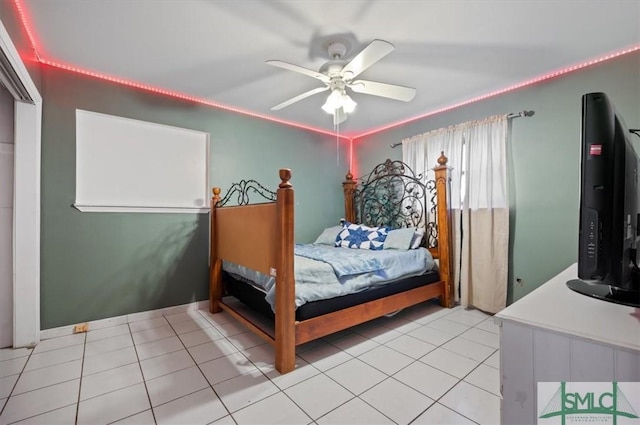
top-left (495, 263), bottom-right (640, 424)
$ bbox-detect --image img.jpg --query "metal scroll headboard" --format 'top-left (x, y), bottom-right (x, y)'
top-left (353, 159), bottom-right (438, 248)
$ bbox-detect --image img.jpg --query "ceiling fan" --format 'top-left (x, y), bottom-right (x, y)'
top-left (266, 39), bottom-right (417, 124)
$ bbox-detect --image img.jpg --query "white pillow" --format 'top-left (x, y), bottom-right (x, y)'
top-left (313, 225), bottom-right (343, 245)
top-left (410, 228), bottom-right (425, 249)
top-left (383, 227), bottom-right (416, 250)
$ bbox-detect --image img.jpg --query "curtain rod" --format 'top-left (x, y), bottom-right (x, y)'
top-left (390, 110), bottom-right (535, 148)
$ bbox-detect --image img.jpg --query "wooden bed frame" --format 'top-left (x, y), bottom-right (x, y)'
top-left (209, 153), bottom-right (453, 374)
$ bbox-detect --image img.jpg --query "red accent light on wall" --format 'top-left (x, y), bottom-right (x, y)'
top-left (590, 144), bottom-right (603, 156)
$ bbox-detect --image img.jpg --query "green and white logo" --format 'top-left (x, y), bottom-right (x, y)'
top-left (538, 382), bottom-right (640, 424)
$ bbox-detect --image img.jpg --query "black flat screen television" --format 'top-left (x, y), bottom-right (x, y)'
top-left (566, 92), bottom-right (640, 307)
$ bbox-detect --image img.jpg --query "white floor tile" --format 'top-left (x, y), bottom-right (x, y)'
top-left (412, 402), bottom-right (476, 425)
top-left (82, 346), bottom-right (138, 376)
top-left (463, 364), bottom-right (501, 396)
top-left (445, 310), bottom-right (490, 327)
top-left (0, 397), bottom-right (5, 411)
top-left (439, 381), bottom-right (500, 425)
top-left (420, 348), bottom-right (479, 379)
top-left (86, 324), bottom-right (130, 342)
top-left (153, 387), bottom-right (227, 425)
top-left (0, 347), bottom-right (32, 362)
top-left (379, 315), bottom-right (422, 334)
top-left (393, 362), bottom-right (459, 400)
top-left (80, 363), bottom-right (143, 401)
top-left (325, 358), bottom-right (387, 395)
top-left (284, 374), bottom-right (353, 420)
top-left (10, 404), bottom-right (77, 425)
top-left (407, 325), bottom-right (457, 346)
top-left (360, 377), bottom-right (434, 424)
top-left (295, 339), bottom-right (329, 354)
top-left (128, 317), bottom-right (169, 333)
top-left (0, 374), bottom-right (18, 399)
top-left (132, 325), bottom-right (176, 345)
top-left (0, 356), bottom-right (28, 378)
top-left (297, 343), bottom-right (353, 372)
top-left (213, 370), bottom-right (280, 413)
top-left (354, 325), bottom-right (403, 344)
top-left (241, 343), bottom-right (278, 370)
top-left (263, 360), bottom-right (321, 391)
top-left (88, 316), bottom-right (129, 331)
top-left (146, 366), bottom-right (209, 407)
top-left (210, 415), bottom-right (236, 425)
top-left (111, 409), bottom-right (156, 424)
top-left (199, 351), bottom-right (257, 386)
top-left (33, 333), bottom-right (85, 354)
top-left (0, 379), bottom-right (79, 424)
top-left (187, 338), bottom-right (238, 364)
top-left (199, 311), bottom-right (233, 328)
top-left (13, 359), bottom-right (82, 395)
top-left (77, 382), bottom-right (150, 425)
top-left (135, 335), bottom-right (184, 361)
top-left (178, 327), bottom-right (224, 348)
top-left (227, 331), bottom-right (268, 351)
top-left (209, 319), bottom-right (249, 337)
top-left (139, 349), bottom-right (195, 381)
top-left (425, 318), bottom-right (471, 336)
top-left (384, 334), bottom-right (437, 359)
top-left (23, 344), bottom-right (84, 371)
top-left (484, 350), bottom-right (500, 369)
top-left (358, 345), bottom-right (414, 375)
top-left (474, 317), bottom-right (500, 335)
top-left (233, 391), bottom-right (311, 425)
top-left (85, 334), bottom-right (133, 357)
top-left (441, 336), bottom-right (496, 362)
top-left (317, 397), bottom-right (393, 425)
top-left (459, 328), bottom-right (500, 349)
top-left (395, 302), bottom-right (449, 324)
top-left (170, 316), bottom-right (212, 335)
top-left (328, 332), bottom-right (380, 357)
top-left (164, 311), bottom-right (202, 325)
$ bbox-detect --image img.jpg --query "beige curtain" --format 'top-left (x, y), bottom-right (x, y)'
top-left (459, 116), bottom-right (509, 313)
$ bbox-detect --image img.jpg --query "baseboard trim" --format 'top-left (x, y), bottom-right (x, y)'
top-left (40, 300), bottom-right (209, 340)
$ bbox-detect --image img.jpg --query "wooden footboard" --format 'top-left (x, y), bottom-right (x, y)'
top-left (210, 154), bottom-right (452, 374)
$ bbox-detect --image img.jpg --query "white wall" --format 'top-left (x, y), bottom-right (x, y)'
top-left (0, 82), bottom-right (14, 348)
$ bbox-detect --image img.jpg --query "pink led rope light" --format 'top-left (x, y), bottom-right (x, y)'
top-left (12, 0), bottom-right (639, 142)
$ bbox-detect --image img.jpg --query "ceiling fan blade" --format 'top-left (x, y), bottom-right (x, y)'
top-left (340, 39), bottom-right (395, 80)
top-left (266, 60), bottom-right (330, 83)
top-left (349, 79), bottom-right (416, 102)
top-left (271, 86), bottom-right (329, 111)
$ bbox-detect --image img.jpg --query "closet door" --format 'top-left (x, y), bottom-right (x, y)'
top-left (0, 84), bottom-right (14, 348)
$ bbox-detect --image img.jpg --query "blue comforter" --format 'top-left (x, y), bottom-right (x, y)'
top-left (223, 244), bottom-right (435, 311)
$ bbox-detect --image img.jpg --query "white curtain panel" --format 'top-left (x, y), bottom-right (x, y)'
top-left (399, 115), bottom-right (509, 312)
top-left (459, 115), bottom-right (509, 313)
top-left (402, 126), bottom-right (464, 300)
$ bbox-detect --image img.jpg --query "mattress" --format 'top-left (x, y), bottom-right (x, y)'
top-left (223, 244), bottom-right (436, 311)
top-left (224, 269), bottom-right (442, 321)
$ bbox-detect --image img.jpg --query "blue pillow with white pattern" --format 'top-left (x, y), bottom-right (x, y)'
top-left (335, 222), bottom-right (389, 250)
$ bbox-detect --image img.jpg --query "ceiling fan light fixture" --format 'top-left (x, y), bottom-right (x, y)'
top-left (322, 89), bottom-right (357, 115)
top-left (341, 93), bottom-right (357, 114)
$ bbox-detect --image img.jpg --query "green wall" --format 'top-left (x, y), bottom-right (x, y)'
top-left (354, 53), bottom-right (640, 304)
top-left (40, 66), bottom-right (348, 329)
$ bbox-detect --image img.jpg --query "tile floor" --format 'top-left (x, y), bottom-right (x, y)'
top-left (0, 301), bottom-right (501, 425)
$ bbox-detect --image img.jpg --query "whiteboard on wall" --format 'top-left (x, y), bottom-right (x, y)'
top-left (75, 110), bottom-right (210, 213)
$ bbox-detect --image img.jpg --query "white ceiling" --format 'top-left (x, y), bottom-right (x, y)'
top-left (21, 0), bottom-right (640, 135)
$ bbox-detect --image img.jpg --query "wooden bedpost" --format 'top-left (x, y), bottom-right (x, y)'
top-left (275, 169), bottom-right (296, 374)
top-left (210, 187), bottom-right (223, 313)
top-left (342, 171), bottom-right (357, 223)
top-left (434, 152), bottom-right (454, 308)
